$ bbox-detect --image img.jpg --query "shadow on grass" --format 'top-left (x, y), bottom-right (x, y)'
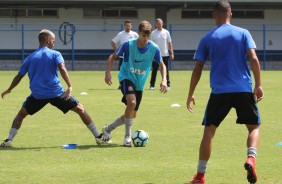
top-left (0, 143), bottom-right (121, 151)
top-left (76, 143), bottom-right (120, 149)
top-left (88, 88), bottom-right (118, 91)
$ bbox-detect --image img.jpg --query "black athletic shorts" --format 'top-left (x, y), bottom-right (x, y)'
top-left (23, 94), bottom-right (79, 115)
top-left (203, 92), bottom-right (261, 127)
top-left (120, 79), bottom-right (143, 111)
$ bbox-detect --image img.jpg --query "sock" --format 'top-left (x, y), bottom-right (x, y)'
top-left (247, 147), bottom-right (258, 158)
top-left (124, 118), bottom-right (133, 137)
top-left (105, 117), bottom-right (124, 132)
top-left (7, 128), bottom-right (18, 140)
top-left (87, 122), bottom-right (100, 138)
top-left (197, 160), bottom-right (208, 174)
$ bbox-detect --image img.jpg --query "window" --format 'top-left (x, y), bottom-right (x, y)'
top-left (182, 10), bottom-right (264, 19)
top-left (182, 10), bottom-right (212, 19)
top-left (0, 8), bottom-right (58, 18)
top-left (84, 8), bottom-right (138, 18)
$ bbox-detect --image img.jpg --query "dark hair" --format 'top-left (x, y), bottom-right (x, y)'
top-left (138, 21), bottom-right (152, 36)
top-left (38, 29), bottom-right (51, 42)
top-left (214, 0), bottom-right (231, 14)
top-left (124, 20), bottom-right (132, 25)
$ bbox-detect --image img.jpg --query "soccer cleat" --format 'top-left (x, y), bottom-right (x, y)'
top-left (0, 139), bottom-right (12, 148)
top-left (189, 173), bottom-right (205, 184)
top-left (167, 86), bottom-right (171, 90)
top-left (123, 136), bottom-right (132, 147)
top-left (149, 86), bottom-right (154, 90)
top-left (102, 127), bottom-right (112, 142)
top-left (245, 157), bottom-right (257, 184)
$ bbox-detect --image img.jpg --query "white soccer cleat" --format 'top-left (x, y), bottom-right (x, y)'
top-left (100, 127), bottom-right (112, 144)
top-left (123, 136), bottom-right (132, 147)
top-left (0, 139), bottom-right (12, 148)
top-left (149, 86), bottom-right (154, 90)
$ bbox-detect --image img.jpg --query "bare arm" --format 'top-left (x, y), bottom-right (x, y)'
top-left (58, 63), bottom-right (72, 99)
top-left (105, 53), bottom-right (119, 86)
top-left (186, 61), bottom-right (204, 112)
top-left (159, 61), bottom-right (168, 93)
top-left (247, 49), bottom-right (264, 102)
top-left (168, 42), bottom-right (174, 60)
top-left (111, 41), bottom-right (117, 51)
top-left (1, 73), bottom-right (24, 98)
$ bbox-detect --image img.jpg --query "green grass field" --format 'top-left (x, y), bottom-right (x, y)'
top-left (0, 71), bottom-right (281, 184)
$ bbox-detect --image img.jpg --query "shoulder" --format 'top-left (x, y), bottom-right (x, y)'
top-left (148, 41), bottom-right (159, 49)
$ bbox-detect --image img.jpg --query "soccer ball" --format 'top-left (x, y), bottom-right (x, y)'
top-left (131, 130), bottom-right (149, 147)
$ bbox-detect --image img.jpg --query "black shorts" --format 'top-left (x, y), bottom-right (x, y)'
top-left (23, 94), bottom-right (79, 115)
top-left (120, 79), bottom-right (143, 111)
top-left (203, 92), bottom-right (261, 127)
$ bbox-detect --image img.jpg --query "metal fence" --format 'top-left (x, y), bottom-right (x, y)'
top-left (1, 22), bottom-right (282, 70)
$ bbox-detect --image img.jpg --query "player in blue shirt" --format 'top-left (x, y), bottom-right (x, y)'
top-left (0, 29), bottom-right (108, 148)
top-left (186, 1), bottom-right (264, 184)
top-left (103, 21), bottom-right (168, 147)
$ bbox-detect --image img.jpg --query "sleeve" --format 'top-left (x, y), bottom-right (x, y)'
top-left (154, 48), bottom-right (163, 64)
top-left (245, 30), bottom-right (257, 50)
top-left (18, 57), bottom-right (30, 76)
top-left (167, 30), bottom-right (172, 43)
top-left (55, 52), bottom-right (64, 65)
top-left (112, 32), bottom-right (121, 44)
top-left (115, 41), bottom-right (129, 57)
top-left (193, 37), bottom-right (207, 63)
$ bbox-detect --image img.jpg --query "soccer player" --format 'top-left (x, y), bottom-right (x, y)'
top-left (0, 29), bottom-right (108, 148)
top-left (149, 18), bottom-right (174, 90)
top-left (186, 1), bottom-right (264, 184)
top-left (104, 20), bottom-right (168, 147)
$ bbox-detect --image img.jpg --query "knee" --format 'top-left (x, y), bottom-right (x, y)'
top-left (127, 100), bottom-right (136, 109)
top-left (74, 103), bottom-right (86, 114)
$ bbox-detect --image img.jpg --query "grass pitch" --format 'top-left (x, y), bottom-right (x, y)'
top-left (0, 71), bottom-right (281, 184)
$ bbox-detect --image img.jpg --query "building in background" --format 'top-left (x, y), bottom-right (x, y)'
top-left (1, 0), bottom-right (282, 70)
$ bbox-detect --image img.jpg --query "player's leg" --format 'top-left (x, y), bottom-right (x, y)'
top-left (245, 125), bottom-right (260, 184)
top-left (149, 61), bottom-right (159, 89)
top-left (190, 94), bottom-right (231, 184)
top-left (234, 92), bottom-right (261, 183)
top-left (51, 95), bottom-right (107, 144)
top-left (1, 95), bottom-right (46, 148)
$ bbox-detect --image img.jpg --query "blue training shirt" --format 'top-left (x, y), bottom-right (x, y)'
top-left (116, 38), bottom-right (162, 91)
top-left (194, 24), bottom-right (256, 94)
top-left (19, 47), bottom-right (65, 99)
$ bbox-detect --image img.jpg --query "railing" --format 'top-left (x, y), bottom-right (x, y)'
top-left (1, 22), bottom-right (282, 70)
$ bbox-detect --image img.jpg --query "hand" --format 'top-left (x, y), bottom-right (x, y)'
top-left (105, 72), bottom-right (112, 86)
top-left (170, 53), bottom-right (174, 60)
top-left (254, 85), bottom-right (264, 102)
top-left (62, 86), bottom-right (72, 100)
top-left (186, 96), bottom-right (196, 113)
top-left (1, 89), bottom-right (11, 99)
top-left (159, 81), bottom-right (167, 94)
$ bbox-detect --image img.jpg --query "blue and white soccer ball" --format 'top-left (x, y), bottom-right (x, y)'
top-left (131, 130), bottom-right (149, 147)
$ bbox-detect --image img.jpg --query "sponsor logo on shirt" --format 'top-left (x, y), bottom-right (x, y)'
top-left (130, 67), bottom-right (146, 75)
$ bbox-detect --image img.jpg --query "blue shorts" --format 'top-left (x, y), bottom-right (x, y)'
top-left (23, 94), bottom-right (79, 115)
top-left (203, 92), bottom-right (261, 127)
top-left (120, 79), bottom-right (143, 111)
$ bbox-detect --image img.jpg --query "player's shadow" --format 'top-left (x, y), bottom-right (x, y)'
top-left (77, 143), bottom-right (120, 150)
top-left (0, 143), bottom-right (120, 151)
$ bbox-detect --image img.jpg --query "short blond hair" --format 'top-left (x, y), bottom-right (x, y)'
top-left (138, 21), bottom-right (152, 36)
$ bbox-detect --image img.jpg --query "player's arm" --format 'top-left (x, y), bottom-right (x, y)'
top-left (186, 61), bottom-right (204, 112)
top-left (58, 63), bottom-right (72, 99)
top-left (159, 61), bottom-right (167, 94)
top-left (105, 52), bottom-right (119, 86)
top-left (154, 48), bottom-right (167, 93)
top-left (1, 73), bottom-right (24, 99)
top-left (247, 48), bottom-right (264, 102)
